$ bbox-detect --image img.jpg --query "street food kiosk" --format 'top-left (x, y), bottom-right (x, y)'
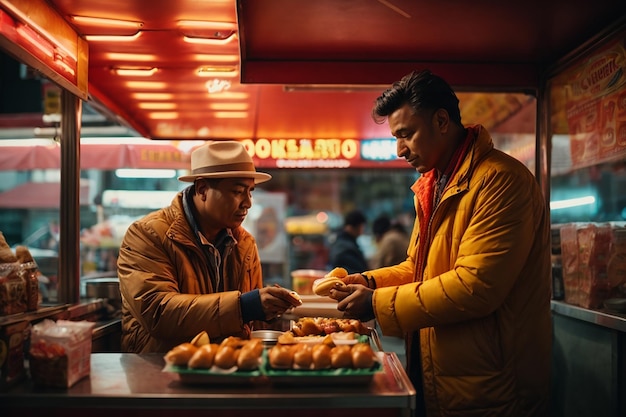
top-left (0, 1), bottom-right (625, 416)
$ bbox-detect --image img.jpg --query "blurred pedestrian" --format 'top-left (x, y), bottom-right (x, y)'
top-left (369, 214), bottom-right (410, 269)
top-left (328, 209), bottom-right (368, 274)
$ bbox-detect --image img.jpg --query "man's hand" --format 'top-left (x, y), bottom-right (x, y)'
top-left (341, 273), bottom-right (368, 286)
top-left (330, 284), bottom-right (375, 322)
top-left (259, 286), bottom-right (302, 321)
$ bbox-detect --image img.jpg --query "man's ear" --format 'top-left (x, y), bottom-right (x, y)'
top-left (194, 179), bottom-right (208, 195)
top-left (434, 108), bottom-right (449, 132)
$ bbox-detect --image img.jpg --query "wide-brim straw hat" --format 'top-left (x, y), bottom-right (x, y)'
top-left (178, 141), bottom-right (271, 183)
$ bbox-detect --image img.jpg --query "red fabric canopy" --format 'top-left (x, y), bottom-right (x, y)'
top-left (0, 139), bottom-right (191, 170)
top-left (0, 181), bottom-right (90, 209)
top-left (0, 142), bottom-right (60, 169)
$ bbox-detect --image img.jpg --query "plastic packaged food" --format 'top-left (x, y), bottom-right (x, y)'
top-left (29, 320), bottom-right (95, 388)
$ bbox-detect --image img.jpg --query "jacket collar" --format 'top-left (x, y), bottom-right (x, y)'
top-left (181, 185), bottom-right (237, 249)
top-left (453, 124), bottom-right (494, 190)
top-left (412, 124), bottom-right (494, 195)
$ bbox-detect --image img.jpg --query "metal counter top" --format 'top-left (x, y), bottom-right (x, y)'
top-left (3, 352), bottom-right (416, 412)
top-left (551, 300), bottom-right (626, 332)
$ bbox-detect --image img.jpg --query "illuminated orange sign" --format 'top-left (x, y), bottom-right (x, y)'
top-left (241, 138), bottom-right (410, 169)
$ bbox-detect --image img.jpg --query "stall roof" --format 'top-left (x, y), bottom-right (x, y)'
top-left (3, 0), bottom-right (626, 140)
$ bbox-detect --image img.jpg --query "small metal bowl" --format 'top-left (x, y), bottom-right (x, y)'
top-left (250, 330), bottom-right (284, 346)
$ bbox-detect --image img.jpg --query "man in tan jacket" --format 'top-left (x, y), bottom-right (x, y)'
top-left (330, 70), bottom-right (552, 417)
top-left (118, 141), bottom-right (301, 353)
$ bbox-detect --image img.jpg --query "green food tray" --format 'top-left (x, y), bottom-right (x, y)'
top-left (260, 349), bottom-right (383, 385)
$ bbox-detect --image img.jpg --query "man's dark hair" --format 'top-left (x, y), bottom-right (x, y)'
top-left (372, 215), bottom-right (391, 238)
top-left (344, 210), bottom-right (367, 227)
top-left (194, 178), bottom-right (221, 189)
top-left (372, 69), bottom-right (462, 125)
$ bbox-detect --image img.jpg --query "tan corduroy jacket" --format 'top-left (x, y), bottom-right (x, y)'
top-left (366, 125), bottom-right (552, 417)
top-left (117, 191), bottom-right (263, 353)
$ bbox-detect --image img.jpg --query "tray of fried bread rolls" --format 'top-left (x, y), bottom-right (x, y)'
top-left (260, 317), bottom-right (383, 385)
top-left (162, 318), bottom-right (383, 385)
top-left (162, 332), bottom-right (266, 384)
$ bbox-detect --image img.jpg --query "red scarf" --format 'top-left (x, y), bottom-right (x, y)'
top-left (411, 126), bottom-right (477, 278)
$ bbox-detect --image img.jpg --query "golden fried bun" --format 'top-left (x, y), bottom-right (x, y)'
top-left (187, 343), bottom-right (218, 369)
top-left (214, 345), bottom-right (238, 369)
top-left (190, 330), bottom-right (210, 347)
top-left (327, 267), bottom-right (348, 278)
top-left (164, 342), bottom-right (198, 366)
top-left (289, 290), bottom-right (303, 305)
top-left (312, 277), bottom-right (347, 296)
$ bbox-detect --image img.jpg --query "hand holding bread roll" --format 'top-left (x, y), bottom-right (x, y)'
top-left (260, 285), bottom-right (303, 320)
top-left (312, 267), bottom-right (349, 296)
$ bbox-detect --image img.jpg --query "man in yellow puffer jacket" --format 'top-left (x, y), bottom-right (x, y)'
top-left (330, 70), bottom-right (552, 417)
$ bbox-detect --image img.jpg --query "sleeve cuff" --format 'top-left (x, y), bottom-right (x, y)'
top-left (361, 274), bottom-right (377, 289)
top-left (241, 288), bottom-right (264, 322)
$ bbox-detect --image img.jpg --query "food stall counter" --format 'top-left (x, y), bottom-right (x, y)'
top-left (2, 352), bottom-right (416, 417)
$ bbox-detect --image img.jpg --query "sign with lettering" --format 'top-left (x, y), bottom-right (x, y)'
top-left (550, 33), bottom-right (626, 169)
top-left (241, 138), bottom-right (410, 169)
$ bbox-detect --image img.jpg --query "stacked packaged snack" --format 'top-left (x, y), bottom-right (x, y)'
top-left (15, 246), bottom-right (40, 311)
top-left (560, 223), bottom-right (581, 306)
top-left (577, 223), bottom-right (613, 309)
top-left (560, 222), bottom-right (626, 309)
top-left (0, 320), bottom-right (29, 390)
top-left (29, 319), bottom-right (95, 388)
top-left (0, 232), bottom-right (26, 316)
top-left (607, 226), bottom-right (626, 292)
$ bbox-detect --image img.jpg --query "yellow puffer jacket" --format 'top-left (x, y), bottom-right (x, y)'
top-left (367, 126), bottom-right (552, 417)
top-left (118, 191), bottom-right (263, 353)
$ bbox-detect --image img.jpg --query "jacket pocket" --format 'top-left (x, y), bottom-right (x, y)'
top-left (430, 314), bottom-right (503, 377)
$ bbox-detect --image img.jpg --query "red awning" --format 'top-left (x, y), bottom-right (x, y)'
top-left (0, 138), bottom-right (192, 170)
top-left (79, 140), bottom-right (191, 170)
top-left (0, 181), bottom-right (90, 209)
top-left (0, 141), bottom-right (60, 169)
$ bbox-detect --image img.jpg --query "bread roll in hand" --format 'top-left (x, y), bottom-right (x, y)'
top-left (312, 267), bottom-right (350, 296)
